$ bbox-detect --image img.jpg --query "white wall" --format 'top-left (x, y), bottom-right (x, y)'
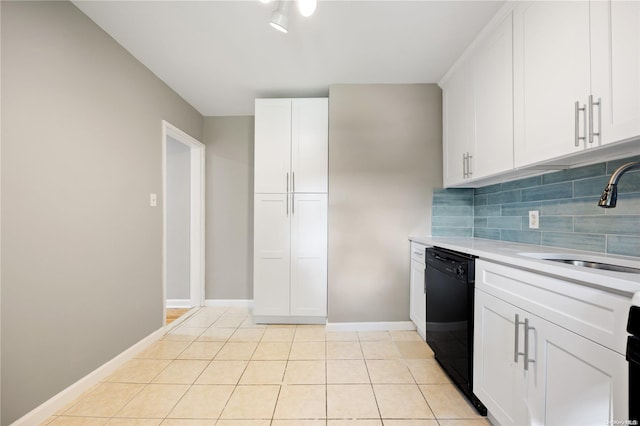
top-left (203, 117), bottom-right (254, 300)
top-left (166, 136), bottom-right (191, 300)
top-left (0, 2), bottom-right (203, 423)
top-left (328, 84), bottom-right (443, 323)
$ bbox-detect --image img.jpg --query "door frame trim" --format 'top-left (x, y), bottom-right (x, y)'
top-left (162, 121), bottom-right (205, 324)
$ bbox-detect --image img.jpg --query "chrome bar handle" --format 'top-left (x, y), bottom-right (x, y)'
top-left (514, 314), bottom-right (521, 363)
top-left (462, 153), bottom-right (468, 179)
top-left (467, 153), bottom-right (473, 178)
top-left (575, 101), bottom-right (586, 147)
top-left (524, 319), bottom-right (535, 371)
top-left (589, 95), bottom-right (601, 144)
top-left (286, 194), bottom-right (289, 216)
top-left (286, 172), bottom-right (289, 193)
top-left (464, 153), bottom-right (467, 178)
top-left (292, 171), bottom-right (295, 193)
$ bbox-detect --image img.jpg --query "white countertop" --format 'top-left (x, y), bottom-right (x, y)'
top-left (409, 236), bottom-right (640, 304)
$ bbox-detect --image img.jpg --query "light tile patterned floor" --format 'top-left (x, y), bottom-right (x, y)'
top-left (43, 307), bottom-right (491, 426)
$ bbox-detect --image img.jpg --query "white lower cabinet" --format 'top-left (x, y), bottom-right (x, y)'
top-left (532, 310), bottom-right (627, 426)
top-left (409, 242), bottom-right (427, 339)
top-left (289, 194), bottom-right (327, 317)
top-left (474, 260), bottom-right (628, 425)
top-left (474, 290), bottom-right (527, 424)
top-left (253, 193), bottom-right (327, 322)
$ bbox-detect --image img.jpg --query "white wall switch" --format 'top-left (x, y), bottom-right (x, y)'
top-left (528, 210), bottom-right (539, 229)
top-left (150, 193), bottom-right (157, 207)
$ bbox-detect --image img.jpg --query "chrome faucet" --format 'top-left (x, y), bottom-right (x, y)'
top-left (598, 162), bottom-right (640, 208)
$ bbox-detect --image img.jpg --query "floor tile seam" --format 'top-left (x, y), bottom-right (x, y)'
top-left (151, 368), bottom-right (213, 386)
top-left (369, 382), bottom-right (431, 419)
top-left (324, 355), bottom-right (329, 422)
top-left (416, 382), bottom-right (439, 421)
top-left (47, 413), bottom-right (111, 419)
top-left (149, 356), bottom-right (210, 386)
top-left (358, 361), bottom-right (383, 421)
top-left (180, 373), bottom-right (237, 421)
top-left (110, 382), bottom-right (187, 420)
top-left (62, 380), bottom-right (148, 419)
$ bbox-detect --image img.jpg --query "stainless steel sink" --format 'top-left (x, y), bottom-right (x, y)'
top-left (518, 252), bottom-right (640, 274)
top-left (545, 259), bottom-right (640, 274)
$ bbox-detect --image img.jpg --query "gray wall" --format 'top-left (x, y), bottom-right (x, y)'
top-left (166, 137), bottom-right (191, 300)
top-left (203, 117), bottom-right (254, 300)
top-left (0, 2), bottom-right (203, 424)
top-left (328, 84), bottom-right (442, 323)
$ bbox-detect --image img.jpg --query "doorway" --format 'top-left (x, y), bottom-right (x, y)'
top-left (162, 121), bottom-right (205, 324)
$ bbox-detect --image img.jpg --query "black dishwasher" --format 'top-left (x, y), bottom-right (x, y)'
top-left (425, 246), bottom-right (486, 415)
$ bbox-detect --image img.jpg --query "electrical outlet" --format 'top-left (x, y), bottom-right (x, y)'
top-left (529, 210), bottom-right (539, 229)
top-left (150, 193), bottom-right (157, 207)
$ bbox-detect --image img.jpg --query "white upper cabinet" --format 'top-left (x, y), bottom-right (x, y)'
top-left (291, 99), bottom-right (329, 193)
top-left (254, 99), bottom-right (292, 193)
top-left (254, 98), bottom-right (328, 194)
top-left (442, 61), bottom-right (472, 187)
top-left (471, 13), bottom-right (514, 179)
top-left (441, 0), bottom-right (639, 186)
top-left (514, 0), bottom-right (640, 168)
top-left (442, 13), bottom-right (514, 187)
top-left (591, 1), bottom-right (640, 145)
top-left (513, 1), bottom-right (592, 167)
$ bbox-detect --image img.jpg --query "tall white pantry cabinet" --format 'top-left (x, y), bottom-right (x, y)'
top-left (253, 98), bottom-right (328, 323)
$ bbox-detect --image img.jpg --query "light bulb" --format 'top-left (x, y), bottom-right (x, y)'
top-left (270, 2), bottom-right (290, 33)
top-left (297, 0), bottom-right (317, 17)
top-left (270, 21), bottom-right (288, 33)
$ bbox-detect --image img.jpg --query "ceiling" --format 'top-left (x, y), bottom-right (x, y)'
top-left (73, 0), bottom-right (504, 116)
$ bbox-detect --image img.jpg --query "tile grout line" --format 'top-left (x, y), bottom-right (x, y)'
top-left (159, 306), bottom-right (231, 422)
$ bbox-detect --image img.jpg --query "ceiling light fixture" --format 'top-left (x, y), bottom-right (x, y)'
top-left (268, 0), bottom-right (317, 33)
top-left (297, 0), bottom-right (317, 17)
top-left (270, 1), bottom-right (290, 33)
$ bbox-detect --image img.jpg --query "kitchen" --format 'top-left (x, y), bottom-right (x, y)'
top-left (1, 0), bottom-right (639, 425)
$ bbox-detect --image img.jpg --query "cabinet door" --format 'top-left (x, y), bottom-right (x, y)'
top-left (474, 290), bottom-right (528, 426)
top-left (528, 313), bottom-right (628, 425)
top-left (591, 0), bottom-right (640, 145)
top-left (472, 13), bottom-right (514, 179)
top-left (291, 99), bottom-right (328, 193)
top-left (409, 259), bottom-right (426, 339)
top-left (254, 99), bottom-right (291, 193)
top-left (443, 61), bottom-right (472, 187)
top-left (514, 1), bottom-right (592, 167)
top-left (290, 193), bottom-right (327, 317)
top-left (253, 194), bottom-right (290, 316)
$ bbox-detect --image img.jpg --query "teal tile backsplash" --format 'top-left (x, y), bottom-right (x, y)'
top-left (431, 155), bottom-right (640, 257)
top-left (431, 188), bottom-right (474, 237)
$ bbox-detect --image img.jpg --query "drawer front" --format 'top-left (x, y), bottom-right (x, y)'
top-left (476, 259), bottom-right (631, 355)
top-left (410, 242), bottom-right (427, 263)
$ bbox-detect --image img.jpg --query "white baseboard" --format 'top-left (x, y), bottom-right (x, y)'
top-left (325, 321), bottom-right (416, 332)
top-left (253, 315), bottom-right (326, 325)
top-left (11, 318), bottom-right (184, 426)
top-left (166, 299), bottom-right (193, 308)
top-left (205, 299), bottom-right (253, 308)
